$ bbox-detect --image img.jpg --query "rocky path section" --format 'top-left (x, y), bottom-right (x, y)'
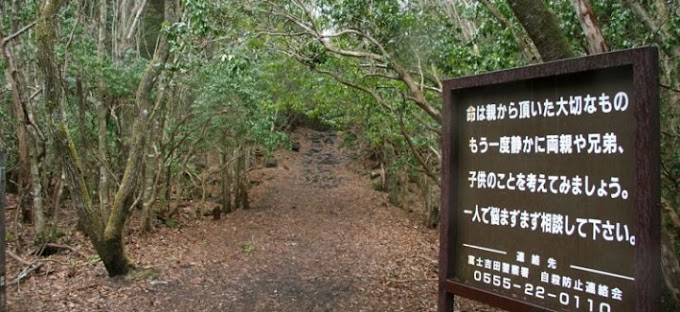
top-left (9, 128), bottom-right (499, 312)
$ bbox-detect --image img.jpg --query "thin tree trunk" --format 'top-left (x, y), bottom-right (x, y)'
top-left (98, 0), bottom-right (111, 222)
top-left (507, 0), bottom-right (575, 61)
top-left (37, 0), bottom-right (105, 244)
top-left (141, 151), bottom-right (155, 231)
top-left (141, 67), bottom-right (171, 230)
top-left (570, 0), bottom-right (609, 54)
top-left (221, 151), bottom-right (232, 214)
top-left (1, 28), bottom-right (33, 224)
top-left (240, 149), bottom-right (247, 210)
top-left (76, 74), bottom-right (87, 151)
top-left (0, 151), bottom-right (7, 311)
top-left (30, 140), bottom-right (45, 241)
top-left (438, 0), bottom-right (479, 54)
top-left (49, 169), bottom-right (65, 218)
top-left (235, 147), bottom-right (249, 210)
top-left (102, 0), bottom-right (176, 275)
top-left (37, 0), bottom-right (177, 277)
top-left (97, 102), bottom-right (110, 220)
top-left (117, 0), bottom-right (132, 59)
top-left (140, 88), bottom-right (168, 230)
top-left (234, 148), bottom-right (242, 209)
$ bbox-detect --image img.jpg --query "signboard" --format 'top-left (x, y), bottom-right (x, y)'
top-left (439, 47), bottom-right (660, 312)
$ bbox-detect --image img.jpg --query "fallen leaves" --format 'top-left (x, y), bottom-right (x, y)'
top-left (6, 129), bottom-right (503, 312)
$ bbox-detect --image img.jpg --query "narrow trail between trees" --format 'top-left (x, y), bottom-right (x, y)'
top-left (10, 129), bottom-right (498, 312)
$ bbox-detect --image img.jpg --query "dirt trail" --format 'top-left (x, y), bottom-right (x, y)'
top-left (9, 129), bottom-right (497, 312)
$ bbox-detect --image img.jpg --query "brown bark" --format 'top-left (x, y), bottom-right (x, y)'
top-left (221, 152), bottom-right (233, 214)
top-left (37, 0), bottom-right (105, 243)
top-left (570, 0), bottom-right (609, 54)
top-left (97, 0), bottom-right (111, 222)
top-left (1, 25), bottom-right (33, 224)
top-left (30, 139), bottom-right (45, 240)
top-left (235, 148), bottom-right (247, 209)
top-left (507, 0), bottom-right (576, 61)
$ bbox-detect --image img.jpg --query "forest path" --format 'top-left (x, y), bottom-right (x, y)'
top-left (10, 128), bottom-right (497, 312)
top-left (147, 128), bottom-right (440, 311)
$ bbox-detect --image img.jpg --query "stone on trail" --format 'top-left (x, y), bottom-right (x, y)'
top-left (265, 157), bottom-right (278, 168)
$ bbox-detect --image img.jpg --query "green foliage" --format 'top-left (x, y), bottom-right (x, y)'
top-left (125, 268), bottom-right (160, 281)
top-left (164, 219), bottom-right (179, 228)
top-left (87, 255), bottom-right (101, 264)
top-left (3, 0), bottom-right (679, 299)
top-left (5, 230), bottom-right (14, 242)
top-left (240, 242), bottom-right (255, 254)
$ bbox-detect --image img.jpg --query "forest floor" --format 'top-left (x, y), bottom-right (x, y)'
top-left (6, 128), bottom-right (501, 312)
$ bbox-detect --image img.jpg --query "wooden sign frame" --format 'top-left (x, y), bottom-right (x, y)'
top-left (439, 47), bottom-right (660, 312)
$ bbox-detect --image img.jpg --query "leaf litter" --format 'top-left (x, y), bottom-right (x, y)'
top-left (6, 128), bottom-right (502, 311)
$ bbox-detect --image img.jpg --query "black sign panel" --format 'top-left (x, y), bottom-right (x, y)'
top-left (439, 47), bottom-right (660, 312)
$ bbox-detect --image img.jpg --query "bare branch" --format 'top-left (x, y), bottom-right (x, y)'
top-left (315, 68), bottom-right (394, 112)
top-left (624, 0), bottom-right (658, 33)
top-left (1, 21), bottom-right (36, 48)
top-left (393, 64), bottom-right (442, 124)
top-left (127, 0), bottom-right (148, 40)
top-left (4, 262), bottom-right (43, 287)
top-left (263, 1), bottom-right (385, 61)
top-left (398, 108), bottom-right (439, 184)
top-left (254, 31), bottom-right (309, 37)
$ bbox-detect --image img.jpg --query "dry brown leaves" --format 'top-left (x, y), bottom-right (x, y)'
top-left (6, 128), bottom-right (502, 312)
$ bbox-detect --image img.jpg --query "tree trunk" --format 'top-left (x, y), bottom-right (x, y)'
top-left (235, 147), bottom-right (250, 210)
top-left (93, 233), bottom-right (133, 276)
top-left (141, 68), bottom-right (171, 231)
top-left (16, 103), bottom-right (32, 224)
top-left (221, 151), bottom-right (232, 214)
top-left (0, 151), bottom-right (6, 311)
top-left (101, 0), bottom-right (175, 275)
top-left (37, 0), bottom-right (176, 277)
top-left (48, 169), bottom-right (65, 226)
top-left (570, 0), bottom-right (609, 54)
top-left (141, 151), bottom-right (155, 232)
top-left (2, 29), bottom-right (33, 224)
top-left (30, 139), bottom-right (45, 241)
top-left (37, 0), bottom-right (107, 252)
top-left (234, 148), bottom-right (242, 209)
top-left (97, 0), bottom-right (111, 222)
top-left (507, 0), bottom-right (576, 61)
top-left (76, 74), bottom-right (87, 151)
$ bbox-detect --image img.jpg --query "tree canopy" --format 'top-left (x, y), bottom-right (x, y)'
top-left (1, 0), bottom-right (679, 309)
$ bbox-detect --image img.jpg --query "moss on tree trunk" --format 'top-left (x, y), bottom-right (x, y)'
top-left (507, 0), bottom-right (576, 62)
top-left (37, 0), bottom-right (176, 277)
top-left (95, 235), bottom-right (135, 277)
